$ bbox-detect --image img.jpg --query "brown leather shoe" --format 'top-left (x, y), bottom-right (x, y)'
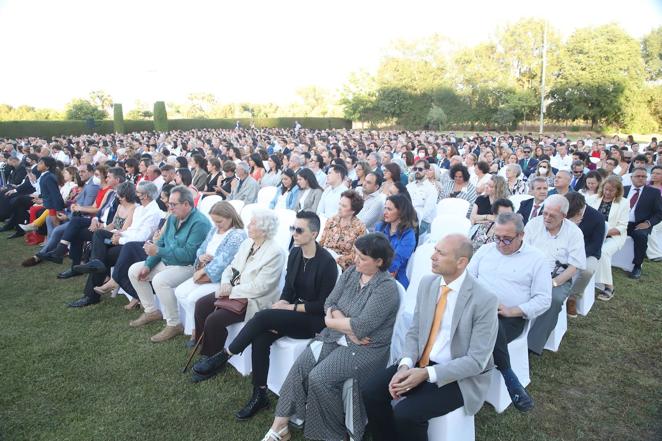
top-left (150, 324), bottom-right (184, 343)
top-left (129, 310), bottom-right (162, 328)
top-left (21, 256), bottom-right (42, 267)
top-left (567, 296), bottom-right (577, 318)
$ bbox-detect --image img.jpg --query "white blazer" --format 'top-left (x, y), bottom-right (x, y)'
top-left (587, 195), bottom-right (629, 247)
top-left (221, 238), bottom-right (285, 320)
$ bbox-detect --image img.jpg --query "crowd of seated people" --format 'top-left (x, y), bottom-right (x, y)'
top-left (1, 127), bottom-right (662, 441)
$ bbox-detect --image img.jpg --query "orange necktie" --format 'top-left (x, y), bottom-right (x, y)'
top-left (419, 285), bottom-right (451, 367)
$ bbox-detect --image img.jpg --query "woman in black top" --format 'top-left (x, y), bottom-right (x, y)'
top-left (200, 158), bottom-right (222, 197)
top-left (200, 211), bottom-right (338, 420)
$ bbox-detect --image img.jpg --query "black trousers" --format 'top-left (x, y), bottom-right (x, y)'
top-left (194, 293), bottom-right (245, 357)
top-left (6, 195), bottom-right (32, 230)
top-left (227, 309), bottom-right (325, 387)
top-left (83, 246), bottom-right (122, 301)
top-left (112, 241), bottom-right (147, 299)
top-left (627, 222), bottom-right (652, 266)
top-left (492, 316), bottom-right (526, 371)
top-left (362, 364), bottom-right (464, 441)
top-left (61, 216), bottom-right (93, 265)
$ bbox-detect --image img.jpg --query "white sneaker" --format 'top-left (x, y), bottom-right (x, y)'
top-left (19, 223), bottom-right (38, 232)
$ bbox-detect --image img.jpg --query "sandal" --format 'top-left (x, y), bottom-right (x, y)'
top-left (597, 287), bottom-right (614, 301)
top-left (260, 426), bottom-right (291, 441)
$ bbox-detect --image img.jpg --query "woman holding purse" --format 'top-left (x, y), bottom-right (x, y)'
top-left (174, 201), bottom-right (246, 344)
top-left (190, 208), bottom-right (285, 382)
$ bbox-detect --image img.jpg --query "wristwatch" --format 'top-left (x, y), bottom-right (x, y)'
top-left (552, 280), bottom-right (558, 288)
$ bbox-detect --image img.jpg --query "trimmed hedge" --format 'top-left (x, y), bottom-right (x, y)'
top-left (0, 118), bottom-right (352, 138)
top-left (153, 101), bottom-right (168, 132)
top-left (113, 104), bottom-right (125, 134)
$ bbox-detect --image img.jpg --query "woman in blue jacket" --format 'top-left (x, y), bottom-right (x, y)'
top-left (269, 168), bottom-right (299, 210)
top-left (175, 201), bottom-right (247, 342)
top-left (373, 193), bottom-right (417, 288)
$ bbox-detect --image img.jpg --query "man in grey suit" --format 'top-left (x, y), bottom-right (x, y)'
top-left (362, 234), bottom-right (498, 441)
top-left (229, 161), bottom-right (258, 204)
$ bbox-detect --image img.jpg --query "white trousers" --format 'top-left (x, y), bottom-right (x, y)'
top-left (596, 237), bottom-right (626, 286)
top-left (174, 277), bottom-right (219, 335)
top-left (128, 261), bottom-right (194, 326)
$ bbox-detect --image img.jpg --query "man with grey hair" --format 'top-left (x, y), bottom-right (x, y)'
top-left (230, 161), bottom-right (259, 204)
top-left (468, 212), bottom-right (551, 411)
top-left (128, 185), bottom-right (211, 342)
top-left (548, 170), bottom-right (571, 196)
top-left (367, 151), bottom-right (383, 178)
top-left (68, 181), bottom-right (164, 307)
top-left (524, 194), bottom-right (586, 355)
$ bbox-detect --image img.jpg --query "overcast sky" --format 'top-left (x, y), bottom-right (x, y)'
top-left (1, 0), bottom-right (660, 110)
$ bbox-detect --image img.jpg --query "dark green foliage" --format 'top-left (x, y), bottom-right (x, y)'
top-left (64, 99), bottom-right (108, 121)
top-left (113, 104), bottom-right (125, 134)
top-left (153, 101), bottom-right (168, 132)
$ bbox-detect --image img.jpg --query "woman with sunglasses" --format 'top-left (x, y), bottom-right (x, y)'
top-left (201, 211), bottom-right (338, 420)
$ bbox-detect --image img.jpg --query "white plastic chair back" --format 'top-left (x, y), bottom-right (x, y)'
top-left (257, 186), bottom-right (278, 207)
top-left (404, 242), bottom-right (435, 314)
top-left (317, 215), bottom-right (327, 240)
top-left (429, 215), bottom-right (471, 243)
top-left (389, 281), bottom-right (408, 364)
top-left (436, 198), bottom-right (471, 218)
top-left (508, 194), bottom-right (533, 212)
top-left (197, 195), bottom-right (222, 215)
top-left (273, 208), bottom-right (297, 251)
top-left (240, 203), bottom-right (259, 227)
top-left (228, 199), bottom-right (245, 215)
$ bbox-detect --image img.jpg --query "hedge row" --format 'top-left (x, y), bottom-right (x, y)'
top-left (0, 118), bottom-right (352, 139)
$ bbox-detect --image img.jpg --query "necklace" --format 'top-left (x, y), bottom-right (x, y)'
top-left (303, 257), bottom-right (311, 272)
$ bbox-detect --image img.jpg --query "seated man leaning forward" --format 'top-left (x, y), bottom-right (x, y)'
top-left (361, 234), bottom-right (498, 441)
top-left (127, 185), bottom-right (212, 343)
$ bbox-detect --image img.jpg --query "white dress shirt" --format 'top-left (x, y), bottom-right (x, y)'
top-left (406, 179), bottom-right (438, 224)
top-left (524, 217), bottom-right (586, 272)
top-left (316, 184), bottom-right (348, 219)
top-left (550, 154), bottom-right (573, 171)
top-left (118, 200), bottom-right (163, 244)
top-left (357, 191), bottom-right (386, 232)
top-left (399, 270), bottom-right (467, 383)
top-left (467, 242), bottom-right (551, 319)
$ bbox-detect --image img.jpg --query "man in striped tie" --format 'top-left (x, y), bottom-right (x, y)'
top-left (362, 234), bottom-right (498, 441)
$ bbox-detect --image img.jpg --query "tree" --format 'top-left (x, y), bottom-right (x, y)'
top-left (296, 86), bottom-right (332, 117)
top-left (497, 19), bottom-right (561, 91)
top-left (426, 104), bottom-right (448, 130)
top-left (153, 101), bottom-right (168, 132)
top-left (549, 24), bottom-right (648, 130)
top-left (113, 103), bottom-right (125, 133)
top-left (642, 27), bottom-right (662, 81)
top-left (64, 99), bottom-right (108, 120)
top-left (89, 90), bottom-right (113, 113)
top-left (339, 70), bottom-right (378, 123)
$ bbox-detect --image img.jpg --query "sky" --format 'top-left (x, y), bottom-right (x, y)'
top-left (0, 0), bottom-right (660, 111)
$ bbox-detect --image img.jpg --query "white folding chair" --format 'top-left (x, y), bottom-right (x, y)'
top-left (485, 321), bottom-right (532, 413)
top-left (257, 186), bottom-right (278, 207)
top-left (436, 198), bottom-right (471, 218)
top-left (577, 274), bottom-right (595, 316)
top-left (197, 195), bottom-right (222, 215)
top-left (428, 215), bottom-right (471, 243)
top-left (273, 208), bottom-right (297, 251)
top-left (227, 322), bottom-right (252, 376)
top-left (427, 406), bottom-right (475, 441)
top-left (508, 194), bottom-right (533, 212)
top-left (544, 298), bottom-right (567, 352)
top-left (388, 282), bottom-right (408, 364)
top-left (240, 203), bottom-right (259, 227)
top-left (228, 199), bottom-right (245, 215)
top-left (646, 221), bottom-right (662, 260)
top-left (317, 215), bottom-right (327, 240)
top-left (403, 242), bottom-right (435, 314)
top-left (611, 236), bottom-right (635, 273)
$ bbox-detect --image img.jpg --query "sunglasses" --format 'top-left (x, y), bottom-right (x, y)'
top-left (413, 167), bottom-right (425, 172)
top-left (289, 226), bottom-right (306, 234)
top-left (493, 235), bottom-right (517, 245)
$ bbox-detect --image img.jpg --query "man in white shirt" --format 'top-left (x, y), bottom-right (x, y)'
top-left (357, 172), bottom-right (386, 232)
top-left (406, 160), bottom-right (438, 234)
top-left (362, 234), bottom-right (498, 441)
top-left (468, 212), bottom-right (551, 411)
top-left (316, 165), bottom-right (348, 218)
top-left (524, 195), bottom-right (586, 355)
top-left (550, 143), bottom-right (573, 171)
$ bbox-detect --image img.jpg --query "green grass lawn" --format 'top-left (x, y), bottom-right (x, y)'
top-left (1, 237), bottom-right (660, 441)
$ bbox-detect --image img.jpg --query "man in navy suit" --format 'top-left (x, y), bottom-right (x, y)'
top-left (623, 167), bottom-right (662, 279)
top-left (569, 161), bottom-right (587, 192)
top-left (518, 146), bottom-right (538, 177)
top-left (517, 177), bottom-right (548, 225)
top-left (565, 192), bottom-right (605, 317)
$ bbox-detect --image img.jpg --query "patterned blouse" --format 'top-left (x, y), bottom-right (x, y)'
top-left (320, 215), bottom-right (367, 270)
top-left (598, 200), bottom-right (612, 220)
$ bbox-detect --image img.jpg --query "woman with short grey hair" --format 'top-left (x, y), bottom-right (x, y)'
top-left (190, 208), bottom-right (285, 381)
top-left (504, 163), bottom-right (527, 195)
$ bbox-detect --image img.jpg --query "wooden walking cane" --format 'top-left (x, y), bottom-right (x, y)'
top-left (182, 305), bottom-right (218, 373)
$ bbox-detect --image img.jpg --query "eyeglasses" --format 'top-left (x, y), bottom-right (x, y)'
top-left (493, 235), bottom-right (518, 245)
top-left (289, 226), bottom-right (306, 234)
top-left (413, 167), bottom-right (425, 172)
top-left (167, 202), bottom-right (182, 208)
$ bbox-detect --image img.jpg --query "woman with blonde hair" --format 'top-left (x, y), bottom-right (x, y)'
top-left (586, 176), bottom-right (629, 301)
